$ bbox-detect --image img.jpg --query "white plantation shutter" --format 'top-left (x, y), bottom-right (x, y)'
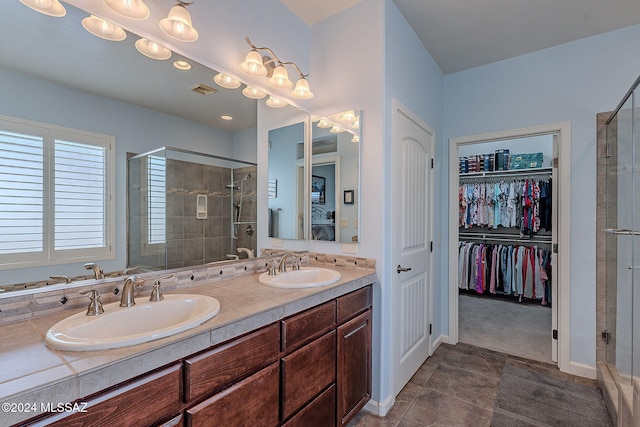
top-left (147, 155), bottom-right (166, 245)
top-left (0, 115), bottom-right (114, 269)
top-left (0, 130), bottom-right (44, 254)
top-left (54, 140), bottom-right (106, 250)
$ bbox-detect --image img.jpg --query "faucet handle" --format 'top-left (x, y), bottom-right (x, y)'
top-left (292, 256), bottom-right (300, 271)
top-left (150, 274), bottom-right (173, 302)
top-left (79, 289), bottom-right (104, 316)
top-left (268, 260), bottom-right (277, 276)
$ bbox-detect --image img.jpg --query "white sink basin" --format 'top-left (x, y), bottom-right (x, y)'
top-left (45, 294), bottom-right (220, 351)
top-left (258, 267), bottom-right (341, 288)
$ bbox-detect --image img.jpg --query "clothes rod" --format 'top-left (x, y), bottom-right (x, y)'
top-left (459, 168), bottom-right (552, 180)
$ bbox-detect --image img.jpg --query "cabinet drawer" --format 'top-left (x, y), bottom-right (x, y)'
top-left (281, 330), bottom-right (336, 420)
top-left (281, 300), bottom-right (336, 352)
top-left (184, 323), bottom-right (279, 402)
top-left (185, 362), bottom-right (279, 427)
top-left (30, 364), bottom-right (182, 427)
top-left (337, 285), bottom-right (372, 324)
top-left (282, 384), bottom-right (336, 427)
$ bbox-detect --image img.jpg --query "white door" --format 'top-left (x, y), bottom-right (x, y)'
top-left (392, 101), bottom-right (434, 396)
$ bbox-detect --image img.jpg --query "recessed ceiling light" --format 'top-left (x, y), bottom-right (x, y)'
top-left (173, 60), bottom-right (191, 71)
top-left (221, 115), bottom-right (233, 121)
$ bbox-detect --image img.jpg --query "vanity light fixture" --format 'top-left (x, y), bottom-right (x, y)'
top-left (351, 134), bottom-right (360, 143)
top-left (239, 37), bottom-right (313, 100)
top-left (242, 86), bottom-right (267, 100)
top-left (213, 73), bottom-right (241, 89)
top-left (173, 60), bottom-right (191, 70)
top-left (135, 38), bottom-right (172, 60)
top-left (82, 15), bottom-right (127, 41)
top-left (103, 0), bottom-right (150, 20)
top-left (266, 96), bottom-right (287, 109)
top-left (19, 0), bottom-right (66, 17)
top-left (159, 0), bottom-right (198, 42)
top-left (330, 125), bottom-right (343, 134)
top-left (316, 118), bottom-right (332, 128)
top-left (341, 110), bottom-right (356, 122)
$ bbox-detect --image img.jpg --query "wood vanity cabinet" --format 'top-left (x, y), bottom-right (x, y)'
top-left (336, 286), bottom-right (373, 427)
top-left (22, 284), bottom-right (373, 427)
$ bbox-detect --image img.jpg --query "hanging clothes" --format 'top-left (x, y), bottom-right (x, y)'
top-left (458, 177), bottom-right (552, 236)
top-left (458, 240), bottom-right (552, 304)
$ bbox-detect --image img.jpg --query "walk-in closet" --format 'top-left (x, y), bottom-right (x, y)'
top-left (455, 134), bottom-right (557, 363)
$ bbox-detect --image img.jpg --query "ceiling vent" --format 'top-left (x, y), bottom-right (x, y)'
top-left (191, 84), bottom-right (218, 96)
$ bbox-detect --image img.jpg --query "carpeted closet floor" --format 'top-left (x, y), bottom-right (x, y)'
top-left (348, 343), bottom-right (612, 427)
top-left (458, 293), bottom-right (552, 363)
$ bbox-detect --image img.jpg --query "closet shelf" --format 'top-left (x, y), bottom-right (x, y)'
top-left (459, 167), bottom-right (552, 180)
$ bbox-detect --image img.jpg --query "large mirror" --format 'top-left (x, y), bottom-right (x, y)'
top-left (310, 111), bottom-right (361, 243)
top-left (0, 1), bottom-right (305, 293)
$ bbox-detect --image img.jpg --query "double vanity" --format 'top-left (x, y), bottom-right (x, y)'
top-left (0, 255), bottom-right (375, 427)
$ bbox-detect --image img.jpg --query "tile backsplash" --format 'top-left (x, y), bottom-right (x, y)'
top-left (0, 251), bottom-right (375, 326)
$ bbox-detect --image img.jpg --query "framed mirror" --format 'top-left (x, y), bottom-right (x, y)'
top-left (0, 1), bottom-right (306, 293)
top-left (310, 111), bottom-right (361, 243)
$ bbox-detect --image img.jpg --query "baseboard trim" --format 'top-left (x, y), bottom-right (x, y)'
top-left (565, 360), bottom-right (597, 379)
top-left (364, 393), bottom-right (395, 417)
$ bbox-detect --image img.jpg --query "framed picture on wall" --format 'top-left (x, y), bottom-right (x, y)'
top-left (312, 175), bottom-right (325, 204)
top-left (344, 190), bottom-right (354, 204)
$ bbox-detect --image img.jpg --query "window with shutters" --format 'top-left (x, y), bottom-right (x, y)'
top-left (147, 155), bottom-right (166, 245)
top-left (0, 115), bottom-right (114, 269)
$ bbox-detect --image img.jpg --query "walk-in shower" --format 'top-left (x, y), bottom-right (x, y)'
top-left (598, 74), bottom-right (640, 424)
top-left (127, 147), bottom-right (257, 270)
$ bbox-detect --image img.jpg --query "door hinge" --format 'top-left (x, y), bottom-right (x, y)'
top-left (553, 157), bottom-right (558, 168)
top-left (429, 324), bottom-right (432, 335)
top-left (430, 241), bottom-right (433, 252)
top-left (601, 330), bottom-right (611, 344)
top-left (553, 243), bottom-right (558, 254)
top-left (431, 158), bottom-right (434, 169)
top-left (552, 329), bottom-right (558, 340)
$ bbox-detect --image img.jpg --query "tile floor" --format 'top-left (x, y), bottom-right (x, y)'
top-left (347, 342), bottom-right (606, 427)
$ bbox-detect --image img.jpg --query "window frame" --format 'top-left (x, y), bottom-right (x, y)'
top-left (0, 114), bottom-right (115, 270)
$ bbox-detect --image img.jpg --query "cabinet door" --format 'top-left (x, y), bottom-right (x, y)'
top-left (337, 310), bottom-right (371, 427)
top-left (185, 362), bottom-right (279, 427)
top-left (281, 330), bottom-right (336, 420)
top-left (29, 364), bottom-right (182, 427)
top-left (282, 384), bottom-right (336, 427)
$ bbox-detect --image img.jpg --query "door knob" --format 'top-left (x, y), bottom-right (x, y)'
top-left (397, 265), bottom-right (412, 274)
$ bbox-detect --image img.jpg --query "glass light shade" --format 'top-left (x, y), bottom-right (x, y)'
top-left (103, 0), bottom-right (150, 20)
top-left (242, 86), bottom-right (267, 100)
top-left (19, 0), bottom-right (66, 17)
top-left (266, 96), bottom-right (287, 108)
top-left (291, 77), bottom-right (313, 99)
top-left (213, 73), bottom-right (241, 89)
top-left (341, 110), bottom-right (356, 122)
top-left (159, 4), bottom-right (198, 42)
top-left (351, 134), bottom-right (360, 143)
top-left (268, 65), bottom-right (292, 89)
top-left (135, 38), bottom-right (172, 60)
top-left (173, 60), bottom-right (191, 70)
top-left (239, 50), bottom-right (267, 77)
top-left (351, 119), bottom-right (360, 129)
top-left (330, 125), bottom-right (343, 133)
top-left (82, 15), bottom-right (127, 42)
top-left (316, 118), bottom-right (331, 128)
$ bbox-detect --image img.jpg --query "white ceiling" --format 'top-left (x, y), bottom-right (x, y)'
top-left (283, 0), bottom-right (640, 74)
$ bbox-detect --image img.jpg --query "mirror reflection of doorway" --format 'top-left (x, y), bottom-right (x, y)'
top-left (312, 160), bottom-right (339, 241)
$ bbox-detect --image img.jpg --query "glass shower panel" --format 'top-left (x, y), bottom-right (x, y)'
top-left (633, 90), bottom-right (640, 385)
top-left (606, 95), bottom-right (634, 383)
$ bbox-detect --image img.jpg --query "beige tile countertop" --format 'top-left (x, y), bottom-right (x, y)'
top-left (0, 262), bottom-right (377, 426)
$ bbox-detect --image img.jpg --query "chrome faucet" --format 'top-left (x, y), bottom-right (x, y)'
top-left (84, 263), bottom-right (104, 280)
top-left (50, 275), bottom-right (72, 284)
top-left (237, 247), bottom-right (255, 258)
top-left (120, 275), bottom-right (145, 307)
top-left (278, 253), bottom-right (300, 273)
